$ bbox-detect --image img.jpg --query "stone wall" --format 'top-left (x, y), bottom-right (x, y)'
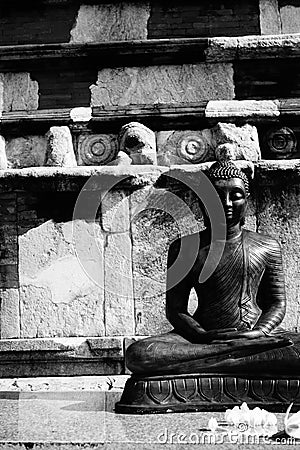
top-left (1, 1), bottom-right (300, 47)
top-left (0, 1), bottom-right (260, 45)
top-left (0, 163), bottom-right (299, 344)
top-left (147, 0), bottom-right (260, 38)
top-left (0, 0), bottom-right (300, 377)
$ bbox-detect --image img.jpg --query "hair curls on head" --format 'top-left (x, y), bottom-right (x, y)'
top-left (207, 160), bottom-right (250, 195)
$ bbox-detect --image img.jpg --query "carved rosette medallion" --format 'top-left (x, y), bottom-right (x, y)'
top-left (77, 134), bottom-right (118, 165)
top-left (265, 127), bottom-right (297, 158)
top-left (177, 133), bottom-right (210, 163)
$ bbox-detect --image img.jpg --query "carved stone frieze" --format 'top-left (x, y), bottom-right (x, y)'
top-left (118, 122), bottom-right (157, 165)
top-left (177, 132), bottom-right (211, 163)
top-left (77, 133), bottom-right (118, 166)
top-left (264, 127), bottom-right (297, 159)
top-left (157, 130), bottom-right (214, 165)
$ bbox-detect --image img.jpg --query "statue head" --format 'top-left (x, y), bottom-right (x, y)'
top-left (206, 161), bottom-right (250, 227)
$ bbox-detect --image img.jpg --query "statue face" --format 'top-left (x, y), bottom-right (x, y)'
top-left (213, 177), bottom-right (247, 226)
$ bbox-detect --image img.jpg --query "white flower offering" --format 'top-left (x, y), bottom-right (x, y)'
top-left (224, 402), bottom-right (277, 430)
top-left (285, 403), bottom-right (300, 439)
top-left (208, 417), bottom-right (219, 432)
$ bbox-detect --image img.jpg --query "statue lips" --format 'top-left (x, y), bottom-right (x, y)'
top-left (224, 207), bottom-right (234, 222)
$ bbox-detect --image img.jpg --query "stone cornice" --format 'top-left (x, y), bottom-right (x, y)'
top-left (0, 35), bottom-right (299, 71)
top-left (0, 161), bottom-right (297, 191)
top-left (2, 99), bottom-right (300, 133)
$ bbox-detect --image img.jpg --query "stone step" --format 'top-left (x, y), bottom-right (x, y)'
top-left (0, 375), bottom-right (128, 392)
top-left (0, 387), bottom-right (290, 448)
top-left (0, 337), bottom-right (127, 377)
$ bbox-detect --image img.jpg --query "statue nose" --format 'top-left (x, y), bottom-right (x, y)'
top-left (225, 195), bottom-right (233, 207)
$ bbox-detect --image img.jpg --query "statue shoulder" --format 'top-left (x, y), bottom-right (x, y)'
top-left (244, 229), bottom-right (282, 258)
top-left (245, 229), bottom-right (280, 245)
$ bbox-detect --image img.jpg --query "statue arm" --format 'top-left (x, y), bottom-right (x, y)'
top-left (253, 239), bottom-right (286, 335)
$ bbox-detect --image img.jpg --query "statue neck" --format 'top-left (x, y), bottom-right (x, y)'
top-left (226, 223), bottom-right (243, 241)
top-left (206, 222), bottom-right (243, 243)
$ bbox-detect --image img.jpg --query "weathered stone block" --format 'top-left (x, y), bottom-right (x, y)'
top-left (20, 280), bottom-right (105, 338)
top-left (70, 107), bottom-right (92, 122)
top-left (19, 219), bottom-right (105, 337)
top-left (6, 136), bottom-right (47, 168)
top-left (259, 0), bottom-right (281, 35)
top-left (70, 2), bottom-right (150, 42)
top-left (157, 130), bottom-right (214, 166)
top-left (281, 5), bottom-right (300, 34)
top-left (256, 185), bottom-right (300, 331)
top-left (205, 37), bottom-right (238, 62)
top-left (19, 220), bottom-right (70, 281)
top-left (90, 64), bottom-right (234, 107)
top-left (101, 190), bottom-right (130, 233)
top-left (212, 123), bottom-right (261, 161)
top-left (104, 233), bottom-right (134, 336)
top-left (205, 100), bottom-right (280, 119)
top-left (77, 133), bottom-right (118, 166)
top-left (0, 73), bottom-right (39, 112)
top-left (0, 288), bottom-right (20, 338)
top-left (45, 126), bottom-right (77, 167)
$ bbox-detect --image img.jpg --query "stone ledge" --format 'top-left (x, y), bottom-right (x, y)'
top-left (0, 161), bottom-right (298, 190)
top-left (0, 375), bottom-right (129, 392)
top-left (0, 166), bottom-right (168, 191)
top-left (0, 39), bottom-right (207, 71)
top-left (0, 337), bottom-right (123, 357)
top-left (0, 35), bottom-right (299, 70)
top-left (206, 33), bottom-right (300, 61)
top-left (0, 337), bottom-right (126, 377)
top-left (3, 99), bottom-right (300, 134)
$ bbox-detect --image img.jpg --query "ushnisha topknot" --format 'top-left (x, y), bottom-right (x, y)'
top-left (207, 160), bottom-right (250, 195)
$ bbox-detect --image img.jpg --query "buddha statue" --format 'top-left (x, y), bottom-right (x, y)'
top-left (117, 161), bottom-right (300, 413)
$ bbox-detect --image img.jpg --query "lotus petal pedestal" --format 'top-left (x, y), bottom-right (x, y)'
top-left (116, 373), bottom-right (300, 414)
